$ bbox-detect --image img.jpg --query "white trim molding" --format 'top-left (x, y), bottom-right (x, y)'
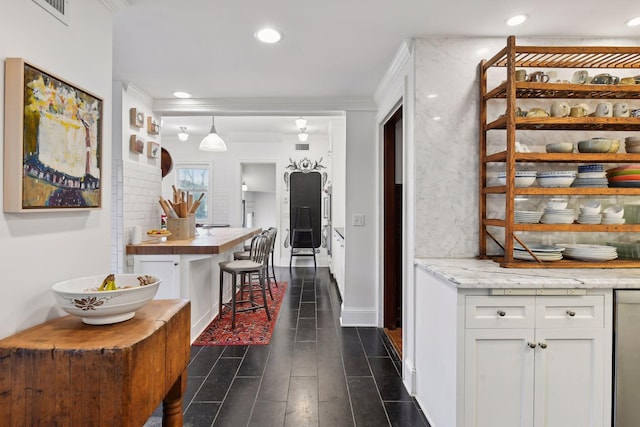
top-left (153, 97), bottom-right (376, 116)
top-left (122, 81), bottom-right (153, 105)
top-left (340, 306), bottom-right (377, 326)
top-left (374, 39), bottom-right (413, 107)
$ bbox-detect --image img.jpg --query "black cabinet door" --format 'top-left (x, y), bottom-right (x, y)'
top-left (290, 171), bottom-right (321, 248)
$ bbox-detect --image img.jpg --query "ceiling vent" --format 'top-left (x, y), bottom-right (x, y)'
top-left (33, 0), bottom-right (69, 26)
top-left (295, 143), bottom-right (309, 151)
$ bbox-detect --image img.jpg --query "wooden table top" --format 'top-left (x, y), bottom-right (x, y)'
top-left (125, 227), bottom-right (261, 255)
top-left (0, 299), bottom-right (189, 350)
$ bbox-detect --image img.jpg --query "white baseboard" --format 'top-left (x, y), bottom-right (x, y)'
top-left (340, 306), bottom-right (377, 326)
top-left (404, 357), bottom-right (417, 395)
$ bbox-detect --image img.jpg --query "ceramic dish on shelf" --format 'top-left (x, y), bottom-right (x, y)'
top-left (537, 176), bottom-right (576, 188)
top-left (578, 164), bottom-right (604, 173)
top-left (557, 243), bottom-right (618, 261)
top-left (513, 251), bottom-right (563, 261)
top-left (603, 205), bottom-right (624, 218)
top-left (606, 164), bottom-right (640, 175)
top-left (514, 210), bottom-right (543, 223)
top-left (545, 142), bottom-right (574, 153)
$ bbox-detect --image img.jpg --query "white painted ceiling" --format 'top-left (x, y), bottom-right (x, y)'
top-left (112, 0), bottom-right (640, 137)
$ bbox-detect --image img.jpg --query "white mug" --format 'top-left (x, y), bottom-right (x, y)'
top-left (550, 101), bottom-right (570, 117)
top-left (595, 102), bottom-right (612, 117)
top-left (613, 102), bottom-right (630, 118)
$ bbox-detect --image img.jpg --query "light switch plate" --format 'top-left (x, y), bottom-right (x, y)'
top-left (352, 214), bottom-right (365, 226)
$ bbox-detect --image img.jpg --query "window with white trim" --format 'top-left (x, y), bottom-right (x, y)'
top-left (174, 162), bottom-right (212, 223)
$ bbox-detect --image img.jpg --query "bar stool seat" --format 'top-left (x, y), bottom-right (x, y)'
top-left (219, 233), bottom-right (271, 329)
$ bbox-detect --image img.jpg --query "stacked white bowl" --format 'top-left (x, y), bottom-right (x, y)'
top-left (537, 170), bottom-right (576, 188)
top-left (573, 164), bottom-right (608, 188)
top-left (578, 200), bottom-right (602, 224)
top-left (602, 205), bottom-right (625, 225)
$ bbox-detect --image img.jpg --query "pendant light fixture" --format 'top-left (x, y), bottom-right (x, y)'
top-left (177, 126), bottom-right (189, 141)
top-left (295, 117), bottom-right (309, 142)
top-left (199, 116), bottom-right (227, 152)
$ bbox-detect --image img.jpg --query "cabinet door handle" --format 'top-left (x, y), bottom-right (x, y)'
top-left (538, 342), bottom-right (548, 349)
top-left (497, 310), bottom-right (506, 317)
top-left (527, 342), bottom-right (537, 349)
top-left (566, 309), bottom-right (576, 317)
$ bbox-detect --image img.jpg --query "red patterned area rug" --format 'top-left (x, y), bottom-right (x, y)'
top-left (193, 281), bottom-right (288, 346)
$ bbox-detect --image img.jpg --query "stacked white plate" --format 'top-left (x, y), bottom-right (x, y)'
top-left (602, 217), bottom-right (625, 225)
top-left (557, 243), bottom-right (618, 261)
top-left (514, 210), bottom-right (543, 224)
top-left (572, 171), bottom-right (609, 188)
top-left (541, 208), bottom-right (576, 224)
top-left (513, 243), bottom-right (564, 262)
top-left (577, 213), bottom-right (602, 224)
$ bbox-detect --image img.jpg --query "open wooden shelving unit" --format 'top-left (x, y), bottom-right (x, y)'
top-left (480, 36), bottom-right (640, 268)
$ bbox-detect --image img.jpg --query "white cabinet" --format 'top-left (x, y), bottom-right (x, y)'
top-left (133, 255), bottom-right (180, 299)
top-left (464, 295), bottom-right (607, 427)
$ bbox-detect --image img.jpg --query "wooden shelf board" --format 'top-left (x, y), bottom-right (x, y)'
top-left (492, 257), bottom-right (640, 269)
top-left (485, 82), bottom-right (640, 100)
top-left (486, 116), bottom-right (640, 131)
top-left (485, 220), bottom-right (640, 232)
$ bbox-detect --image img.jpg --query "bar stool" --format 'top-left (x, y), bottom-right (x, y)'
top-left (290, 206), bottom-right (316, 269)
top-left (234, 230), bottom-right (275, 300)
top-left (267, 227), bottom-right (278, 288)
top-left (218, 233), bottom-right (271, 329)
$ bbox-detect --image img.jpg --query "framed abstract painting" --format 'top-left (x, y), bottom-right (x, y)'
top-left (3, 58), bottom-right (103, 212)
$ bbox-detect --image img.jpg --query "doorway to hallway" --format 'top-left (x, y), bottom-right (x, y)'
top-left (382, 106), bottom-right (403, 358)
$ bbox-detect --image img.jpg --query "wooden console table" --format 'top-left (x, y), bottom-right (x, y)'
top-left (0, 299), bottom-right (191, 427)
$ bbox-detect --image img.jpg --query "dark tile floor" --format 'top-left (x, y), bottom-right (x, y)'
top-left (146, 266), bottom-right (429, 427)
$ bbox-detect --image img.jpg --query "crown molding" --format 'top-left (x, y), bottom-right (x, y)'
top-left (374, 39), bottom-right (413, 106)
top-left (122, 81), bottom-right (153, 105)
top-left (99, 0), bottom-right (131, 14)
top-left (152, 96), bottom-right (376, 116)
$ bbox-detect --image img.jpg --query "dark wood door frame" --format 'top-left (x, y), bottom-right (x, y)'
top-left (383, 106), bottom-right (403, 330)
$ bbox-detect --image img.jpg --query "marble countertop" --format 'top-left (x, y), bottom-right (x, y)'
top-left (415, 258), bottom-right (640, 289)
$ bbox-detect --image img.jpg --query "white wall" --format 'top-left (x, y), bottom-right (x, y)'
top-left (112, 82), bottom-right (163, 273)
top-left (341, 110), bottom-right (378, 325)
top-left (0, 0), bottom-right (114, 339)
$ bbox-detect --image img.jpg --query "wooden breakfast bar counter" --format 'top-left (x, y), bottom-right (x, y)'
top-left (125, 227), bottom-right (262, 256)
top-left (125, 227), bottom-right (262, 339)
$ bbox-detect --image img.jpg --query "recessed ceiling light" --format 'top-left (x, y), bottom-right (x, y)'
top-left (427, 93), bottom-right (438, 99)
top-left (173, 91), bottom-right (192, 99)
top-left (506, 14), bottom-right (527, 26)
top-left (255, 27), bottom-right (282, 44)
top-left (626, 16), bottom-right (640, 27)
top-left (433, 116), bottom-right (441, 121)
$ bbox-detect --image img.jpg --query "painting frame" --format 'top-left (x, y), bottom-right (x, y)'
top-left (3, 58), bottom-right (103, 212)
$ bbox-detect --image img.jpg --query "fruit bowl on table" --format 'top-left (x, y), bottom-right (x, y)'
top-left (52, 274), bottom-right (161, 325)
top-left (147, 229), bottom-right (171, 242)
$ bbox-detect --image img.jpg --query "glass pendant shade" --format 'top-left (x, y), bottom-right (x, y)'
top-left (199, 117), bottom-right (227, 152)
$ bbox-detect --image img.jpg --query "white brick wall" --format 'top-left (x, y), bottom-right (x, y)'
top-left (111, 159), bottom-right (162, 273)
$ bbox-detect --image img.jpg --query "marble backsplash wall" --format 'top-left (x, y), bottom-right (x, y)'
top-left (413, 36), bottom-right (640, 259)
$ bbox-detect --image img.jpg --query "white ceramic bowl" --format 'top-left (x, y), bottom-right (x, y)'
top-left (546, 142), bottom-right (574, 153)
top-left (537, 176), bottom-right (576, 188)
top-left (580, 200), bottom-right (601, 215)
top-left (547, 199), bottom-right (568, 209)
top-left (497, 176), bottom-right (536, 187)
top-left (603, 205), bottom-right (624, 218)
top-left (52, 274), bottom-right (161, 325)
